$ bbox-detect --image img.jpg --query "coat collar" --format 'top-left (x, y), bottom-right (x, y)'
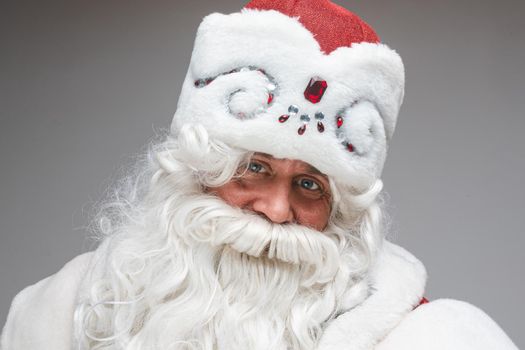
top-left (318, 241), bottom-right (427, 350)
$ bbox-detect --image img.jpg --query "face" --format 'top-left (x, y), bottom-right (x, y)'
top-left (210, 153), bottom-right (332, 231)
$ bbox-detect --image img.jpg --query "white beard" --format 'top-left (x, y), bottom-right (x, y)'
top-left (212, 246), bottom-right (345, 350)
top-left (76, 130), bottom-right (379, 350)
top-left (77, 192), bottom-right (368, 350)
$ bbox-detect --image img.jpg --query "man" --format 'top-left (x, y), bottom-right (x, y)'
top-left (1, 0), bottom-right (518, 349)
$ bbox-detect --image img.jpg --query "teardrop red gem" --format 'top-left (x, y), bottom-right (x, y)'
top-left (304, 78), bottom-right (327, 104)
top-left (267, 93), bottom-right (274, 104)
top-left (337, 116), bottom-right (343, 128)
top-left (347, 143), bottom-right (354, 152)
top-left (298, 125), bottom-right (306, 135)
top-left (278, 115), bottom-right (289, 123)
top-left (317, 121), bottom-right (325, 133)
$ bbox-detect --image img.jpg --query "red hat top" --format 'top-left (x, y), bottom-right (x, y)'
top-left (244, 0), bottom-right (380, 54)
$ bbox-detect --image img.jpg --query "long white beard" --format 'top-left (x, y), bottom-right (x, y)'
top-left (213, 247), bottom-right (339, 350)
top-left (75, 128), bottom-right (380, 350)
top-left (76, 192), bottom-right (368, 350)
top-left (195, 202), bottom-right (346, 350)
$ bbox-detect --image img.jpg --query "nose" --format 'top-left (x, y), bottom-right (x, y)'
top-left (250, 182), bottom-right (295, 224)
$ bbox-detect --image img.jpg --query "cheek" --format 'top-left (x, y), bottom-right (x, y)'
top-left (209, 182), bottom-right (247, 208)
top-left (294, 199), bottom-right (331, 231)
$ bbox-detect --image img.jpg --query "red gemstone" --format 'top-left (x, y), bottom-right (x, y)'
top-left (304, 78), bottom-right (327, 104)
top-left (278, 115), bottom-right (290, 123)
top-left (347, 143), bottom-right (354, 152)
top-left (267, 93), bottom-right (274, 104)
top-left (317, 121), bottom-right (325, 133)
top-left (337, 116), bottom-right (343, 128)
top-left (298, 124), bottom-right (306, 135)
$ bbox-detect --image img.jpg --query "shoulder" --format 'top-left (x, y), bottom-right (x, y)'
top-left (1, 252), bottom-right (94, 350)
top-left (376, 298), bottom-right (518, 350)
top-left (317, 241), bottom-right (428, 350)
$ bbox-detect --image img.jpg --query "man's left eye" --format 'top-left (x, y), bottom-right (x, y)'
top-left (299, 178), bottom-right (320, 191)
top-left (248, 162), bottom-right (264, 173)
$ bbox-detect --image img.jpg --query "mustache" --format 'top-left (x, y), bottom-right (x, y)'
top-left (174, 195), bottom-right (341, 285)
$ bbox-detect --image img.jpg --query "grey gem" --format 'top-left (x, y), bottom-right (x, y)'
top-left (288, 105), bottom-right (299, 114)
top-left (300, 114), bottom-right (311, 122)
top-left (315, 112), bottom-right (325, 120)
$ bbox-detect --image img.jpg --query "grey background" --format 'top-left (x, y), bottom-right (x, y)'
top-left (1, 0), bottom-right (523, 347)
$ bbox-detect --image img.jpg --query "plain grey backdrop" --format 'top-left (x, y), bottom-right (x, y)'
top-left (1, 0), bottom-right (524, 347)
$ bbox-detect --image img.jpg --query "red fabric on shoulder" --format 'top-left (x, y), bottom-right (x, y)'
top-left (414, 297), bottom-right (429, 309)
top-left (244, 0), bottom-right (380, 54)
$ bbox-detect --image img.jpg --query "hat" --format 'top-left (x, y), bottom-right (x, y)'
top-left (171, 0), bottom-right (404, 190)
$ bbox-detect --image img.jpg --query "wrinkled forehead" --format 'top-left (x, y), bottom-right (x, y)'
top-left (172, 9), bottom-right (404, 191)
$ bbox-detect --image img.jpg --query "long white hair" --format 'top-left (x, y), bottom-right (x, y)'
top-left (74, 124), bottom-right (386, 350)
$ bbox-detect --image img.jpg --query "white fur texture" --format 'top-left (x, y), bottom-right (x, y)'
top-left (0, 253), bottom-right (92, 349)
top-left (375, 299), bottom-right (519, 350)
top-left (5, 243), bottom-right (517, 349)
top-left (317, 242), bottom-right (427, 350)
top-left (2, 242), bottom-right (517, 349)
top-left (171, 9), bottom-right (405, 190)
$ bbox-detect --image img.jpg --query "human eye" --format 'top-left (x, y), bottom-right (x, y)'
top-left (297, 178), bottom-right (321, 191)
top-left (236, 158), bottom-right (271, 180)
top-left (246, 161), bottom-right (268, 174)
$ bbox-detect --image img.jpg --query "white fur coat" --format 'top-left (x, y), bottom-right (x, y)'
top-left (1, 242), bottom-right (518, 350)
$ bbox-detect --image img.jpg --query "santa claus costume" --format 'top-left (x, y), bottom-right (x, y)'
top-left (1, 0), bottom-right (518, 349)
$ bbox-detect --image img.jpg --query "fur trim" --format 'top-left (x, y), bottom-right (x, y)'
top-left (317, 241), bottom-right (427, 350)
top-left (375, 299), bottom-right (519, 350)
top-left (5, 244), bottom-right (517, 349)
top-left (0, 253), bottom-right (92, 350)
top-left (171, 9), bottom-right (404, 189)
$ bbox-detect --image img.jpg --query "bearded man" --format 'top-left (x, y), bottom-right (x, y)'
top-left (1, 0), bottom-right (519, 349)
